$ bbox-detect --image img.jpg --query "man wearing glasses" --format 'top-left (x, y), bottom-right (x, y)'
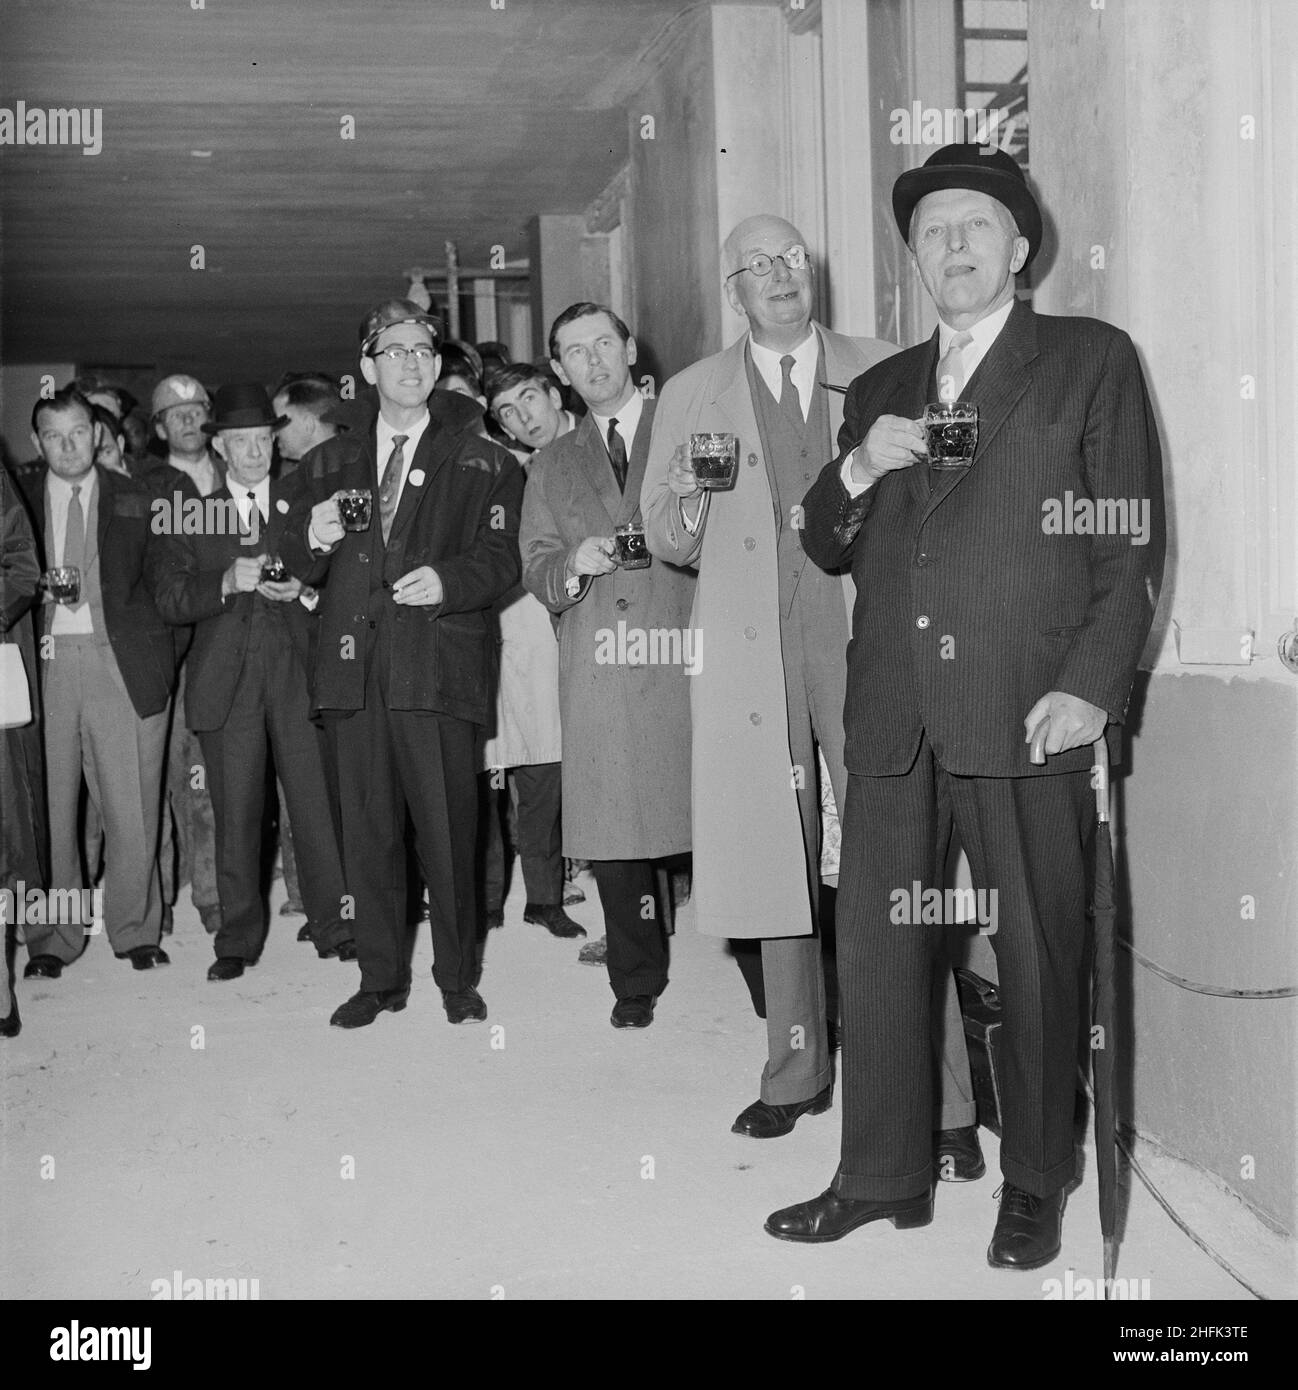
top-left (643, 216), bottom-right (978, 1165)
top-left (281, 299), bottom-right (524, 1029)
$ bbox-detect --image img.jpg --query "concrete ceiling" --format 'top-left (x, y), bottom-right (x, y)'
top-left (0, 0), bottom-right (717, 386)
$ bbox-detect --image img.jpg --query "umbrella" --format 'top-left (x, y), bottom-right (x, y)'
top-left (1029, 722), bottom-right (1120, 1289)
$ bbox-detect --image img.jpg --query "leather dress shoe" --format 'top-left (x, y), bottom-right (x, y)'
top-left (484, 906), bottom-right (505, 931)
top-left (523, 901), bottom-right (586, 938)
top-left (610, 994), bottom-right (655, 1028)
top-left (935, 1125), bottom-right (986, 1182)
top-left (732, 1084), bottom-right (832, 1139)
top-left (124, 945), bottom-right (170, 971)
top-left (987, 1183), bottom-right (1065, 1269)
top-left (577, 935), bottom-right (607, 965)
top-left (207, 957), bottom-right (245, 982)
top-left (0, 1000), bottom-right (19, 1038)
top-left (330, 987), bottom-right (409, 1029)
top-left (562, 882), bottom-right (585, 906)
top-left (296, 923), bottom-right (313, 942)
top-left (442, 984), bottom-right (487, 1024)
top-left (765, 1187), bottom-right (934, 1243)
top-left (23, 955), bottom-right (64, 980)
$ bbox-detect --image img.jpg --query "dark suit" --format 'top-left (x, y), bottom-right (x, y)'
top-left (801, 301), bottom-right (1165, 1199)
top-left (153, 477), bottom-right (350, 961)
top-left (16, 464), bottom-right (179, 959)
top-left (280, 391), bottom-right (523, 995)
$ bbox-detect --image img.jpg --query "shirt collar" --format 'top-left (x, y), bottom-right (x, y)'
top-left (938, 299), bottom-right (1015, 355)
top-left (376, 408), bottom-right (430, 459)
top-left (748, 326), bottom-right (818, 378)
top-left (46, 467), bottom-right (97, 503)
top-left (591, 388), bottom-right (643, 442)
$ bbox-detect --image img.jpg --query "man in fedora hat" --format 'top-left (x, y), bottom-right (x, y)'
top-left (769, 144), bottom-right (1165, 1269)
top-left (153, 384), bottom-right (353, 980)
top-left (280, 300), bottom-right (523, 1029)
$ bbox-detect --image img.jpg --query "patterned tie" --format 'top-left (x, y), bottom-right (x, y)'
top-left (378, 434), bottom-right (408, 544)
top-left (64, 482), bottom-right (88, 621)
top-left (779, 353), bottom-right (805, 429)
top-left (935, 330), bottom-right (974, 403)
top-left (606, 418), bottom-right (627, 493)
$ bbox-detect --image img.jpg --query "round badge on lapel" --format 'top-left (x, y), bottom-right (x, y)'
top-left (408, 469), bottom-right (426, 487)
top-left (275, 498), bottom-right (289, 514)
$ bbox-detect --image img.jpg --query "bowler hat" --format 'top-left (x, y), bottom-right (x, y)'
top-left (202, 383), bottom-right (287, 434)
top-left (892, 143), bottom-right (1042, 265)
top-left (358, 298), bottom-right (442, 353)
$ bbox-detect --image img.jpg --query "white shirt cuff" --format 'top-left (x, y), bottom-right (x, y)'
top-left (840, 448), bottom-right (875, 498)
top-left (680, 492), bottom-right (709, 536)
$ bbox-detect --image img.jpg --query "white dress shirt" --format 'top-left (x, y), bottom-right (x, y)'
top-left (375, 408), bottom-right (431, 513)
top-left (233, 477), bottom-right (270, 531)
top-left (47, 469), bottom-right (96, 635)
top-left (841, 298), bottom-right (1016, 496)
top-left (748, 326), bottom-right (818, 420)
top-left (589, 386), bottom-right (643, 462)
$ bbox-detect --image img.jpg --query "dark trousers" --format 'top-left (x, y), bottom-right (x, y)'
top-left (200, 628), bottom-right (347, 962)
top-left (835, 733), bottom-right (1092, 1202)
top-left (483, 761), bottom-right (564, 911)
top-left (329, 658), bottom-right (479, 996)
top-left (591, 858), bottom-right (669, 1000)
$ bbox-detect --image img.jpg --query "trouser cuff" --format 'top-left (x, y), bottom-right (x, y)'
top-left (832, 1164), bottom-right (932, 1202)
top-left (1000, 1149), bottom-right (1076, 1198)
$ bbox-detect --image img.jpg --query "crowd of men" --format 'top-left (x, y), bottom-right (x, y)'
top-left (0, 142), bottom-right (1165, 1272)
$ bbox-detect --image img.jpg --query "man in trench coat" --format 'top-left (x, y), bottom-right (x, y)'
top-left (521, 303), bottom-right (695, 1029)
top-left (642, 215), bottom-right (978, 1155)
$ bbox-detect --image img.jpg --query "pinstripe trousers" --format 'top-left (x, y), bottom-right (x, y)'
top-left (833, 733), bottom-right (1093, 1201)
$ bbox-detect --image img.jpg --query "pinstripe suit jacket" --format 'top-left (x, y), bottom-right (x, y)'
top-left (800, 300), bottom-right (1165, 778)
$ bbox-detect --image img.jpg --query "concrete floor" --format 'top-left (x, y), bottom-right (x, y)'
top-left (3, 865), bottom-right (1292, 1302)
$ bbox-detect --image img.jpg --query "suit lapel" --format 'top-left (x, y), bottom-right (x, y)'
top-left (920, 300), bottom-right (1037, 522)
top-left (573, 412), bottom-right (623, 528)
top-left (885, 335), bottom-right (939, 512)
top-left (388, 420), bottom-right (450, 547)
top-left (712, 338), bottom-right (761, 457)
top-left (618, 398), bottom-right (658, 525)
top-left (95, 464), bottom-right (113, 556)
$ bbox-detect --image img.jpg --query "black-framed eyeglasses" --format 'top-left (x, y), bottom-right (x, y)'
top-left (725, 244), bottom-right (809, 281)
top-left (366, 344), bottom-right (438, 364)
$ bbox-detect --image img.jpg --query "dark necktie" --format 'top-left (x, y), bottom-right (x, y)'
top-left (779, 353), bottom-right (805, 431)
top-left (378, 434), bottom-right (408, 544)
top-left (606, 418), bottom-right (627, 493)
top-left (64, 482), bottom-right (88, 621)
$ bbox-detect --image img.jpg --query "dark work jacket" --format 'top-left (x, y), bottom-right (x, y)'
top-left (152, 475), bottom-right (319, 732)
top-left (279, 391), bottom-right (523, 725)
top-left (800, 301), bottom-right (1166, 778)
top-left (15, 463), bottom-right (179, 719)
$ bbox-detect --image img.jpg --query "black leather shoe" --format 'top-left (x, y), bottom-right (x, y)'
top-left (732, 1084), bottom-right (832, 1139)
top-left (207, 957), bottom-right (245, 982)
top-left (125, 945), bottom-right (170, 971)
top-left (23, 955), bottom-right (64, 980)
top-left (0, 1000), bottom-right (20, 1037)
top-left (610, 994), bottom-right (655, 1028)
top-left (523, 901), bottom-right (586, 938)
top-left (442, 984), bottom-right (487, 1024)
top-left (935, 1126), bottom-right (986, 1182)
top-left (987, 1183), bottom-right (1065, 1269)
top-left (765, 1187), bottom-right (933, 1243)
top-left (330, 987), bottom-right (409, 1029)
top-left (484, 907), bottom-right (505, 931)
top-left (296, 923), bottom-right (313, 942)
top-left (316, 938), bottom-right (357, 961)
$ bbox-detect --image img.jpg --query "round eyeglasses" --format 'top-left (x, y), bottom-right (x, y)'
top-left (367, 344), bottom-right (438, 364)
top-left (725, 244), bottom-right (809, 281)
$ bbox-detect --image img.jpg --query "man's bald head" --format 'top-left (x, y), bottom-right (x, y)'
top-left (722, 215), bottom-right (806, 279)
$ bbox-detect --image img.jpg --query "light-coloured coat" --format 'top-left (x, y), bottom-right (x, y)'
top-left (521, 401), bottom-right (695, 861)
top-left (641, 326), bottom-right (895, 938)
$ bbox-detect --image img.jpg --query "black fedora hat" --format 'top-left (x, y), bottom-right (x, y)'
top-left (202, 382), bottom-right (288, 434)
top-left (892, 143), bottom-right (1042, 265)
